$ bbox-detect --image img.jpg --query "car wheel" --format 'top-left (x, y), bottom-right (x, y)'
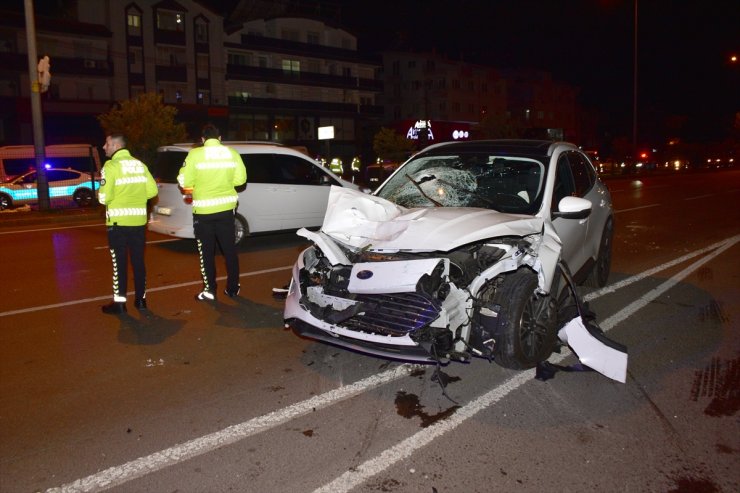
top-left (585, 217), bottom-right (613, 288)
top-left (0, 193), bottom-right (11, 210)
top-left (489, 269), bottom-right (558, 370)
top-left (73, 188), bottom-right (95, 207)
top-left (234, 212), bottom-right (249, 246)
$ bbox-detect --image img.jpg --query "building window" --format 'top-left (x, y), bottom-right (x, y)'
top-left (282, 59), bottom-right (300, 73)
top-left (197, 90), bottom-right (210, 104)
top-left (307, 31), bottom-right (320, 44)
top-left (408, 60), bottom-right (416, 68)
top-left (157, 10), bottom-right (184, 32)
top-left (392, 60), bottom-right (400, 76)
top-left (128, 47), bottom-right (143, 73)
top-left (228, 52), bottom-right (252, 66)
top-left (127, 12), bottom-right (141, 36)
top-left (195, 21), bottom-right (208, 43)
top-left (196, 54), bottom-right (209, 78)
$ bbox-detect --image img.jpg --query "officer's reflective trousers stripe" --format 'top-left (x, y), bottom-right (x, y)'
top-left (193, 210), bottom-right (240, 294)
top-left (107, 225), bottom-right (147, 301)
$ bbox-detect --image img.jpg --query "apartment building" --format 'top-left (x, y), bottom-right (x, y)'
top-left (0, 0), bottom-right (383, 160)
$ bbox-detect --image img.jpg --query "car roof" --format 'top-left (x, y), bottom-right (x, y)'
top-left (418, 139), bottom-right (578, 158)
top-left (158, 141), bottom-right (303, 155)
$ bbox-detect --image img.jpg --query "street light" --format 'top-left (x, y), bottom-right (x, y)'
top-left (632, 0), bottom-right (638, 160)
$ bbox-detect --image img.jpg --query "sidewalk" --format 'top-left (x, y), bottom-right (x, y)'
top-left (0, 205), bottom-right (105, 229)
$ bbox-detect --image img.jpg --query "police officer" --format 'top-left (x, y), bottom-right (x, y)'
top-left (98, 133), bottom-right (158, 314)
top-left (178, 123), bottom-right (247, 301)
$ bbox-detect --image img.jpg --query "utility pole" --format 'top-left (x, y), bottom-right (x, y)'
top-left (24, 0), bottom-right (50, 210)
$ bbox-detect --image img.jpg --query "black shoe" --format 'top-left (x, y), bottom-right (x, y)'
top-left (102, 301), bottom-right (126, 314)
top-left (195, 291), bottom-right (215, 302)
top-left (224, 285), bottom-right (241, 298)
top-left (134, 298), bottom-right (147, 310)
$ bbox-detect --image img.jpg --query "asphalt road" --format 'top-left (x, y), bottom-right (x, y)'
top-left (0, 170), bottom-right (738, 493)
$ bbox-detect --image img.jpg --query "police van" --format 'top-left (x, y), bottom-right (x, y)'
top-left (148, 142), bottom-right (365, 245)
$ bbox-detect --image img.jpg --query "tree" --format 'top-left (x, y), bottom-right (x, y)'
top-left (372, 127), bottom-right (416, 162)
top-left (97, 92), bottom-right (187, 165)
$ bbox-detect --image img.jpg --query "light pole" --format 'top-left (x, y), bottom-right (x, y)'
top-left (632, 0), bottom-right (638, 159)
top-left (24, 0), bottom-right (50, 210)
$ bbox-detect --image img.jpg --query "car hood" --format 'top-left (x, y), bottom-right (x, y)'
top-left (319, 185), bottom-right (544, 252)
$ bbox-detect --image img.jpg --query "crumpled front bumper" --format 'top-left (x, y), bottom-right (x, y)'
top-left (283, 251), bottom-right (449, 362)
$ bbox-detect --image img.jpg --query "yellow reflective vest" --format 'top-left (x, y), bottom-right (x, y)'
top-left (177, 139), bottom-right (247, 215)
top-left (98, 149), bottom-right (158, 226)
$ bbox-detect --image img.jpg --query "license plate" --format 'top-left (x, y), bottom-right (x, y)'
top-left (156, 207), bottom-right (172, 216)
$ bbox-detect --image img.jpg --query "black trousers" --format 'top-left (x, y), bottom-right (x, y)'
top-left (193, 210), bottom-right (240, 294)
top-left (107, 224), bottom-right (147, 302)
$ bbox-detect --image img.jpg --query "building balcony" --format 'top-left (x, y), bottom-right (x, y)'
top-left (227, 96), bottom-right (383, 117)
top-left (231, 34), bottom-right (380, 65)
top-left (226, 64), bottom-right (382, 91)
top-left (153, 29), bottom-right (186, 46)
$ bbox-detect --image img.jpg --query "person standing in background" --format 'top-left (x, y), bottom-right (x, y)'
top-left (178, 123), bottom-right (247, 301)
top-left (98, 133), bottom-right (158, 314)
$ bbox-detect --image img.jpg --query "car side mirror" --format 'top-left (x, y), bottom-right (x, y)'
top-left (553, 196), bottom-right (592, 219)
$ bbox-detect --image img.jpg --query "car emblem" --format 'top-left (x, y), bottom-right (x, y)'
top-left (356, 270), bottom-right (373, 280)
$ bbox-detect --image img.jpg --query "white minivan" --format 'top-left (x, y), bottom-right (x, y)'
top-left (148, 142), bottom-right (364, 245)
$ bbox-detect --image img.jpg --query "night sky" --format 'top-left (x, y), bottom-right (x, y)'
top-left (339, 0), bottom-right (739, 145)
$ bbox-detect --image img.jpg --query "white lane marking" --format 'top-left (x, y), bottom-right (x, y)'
top-left (42, 235), bottom-right (740, 493)
top-left (314, 235), bottom-right (739, 493)
top-left (684, 193), bottom-right (716, 201)
top-left (0, 266), bottom-right (292, 317)
top-left (584, 234), bottom-right (740, 302)
top-left (0, 223), bottom-right (102, 234)
top-left (46, 365), bottom-right (418, 493)
top-left (613, 204), bottom-right (661, 214)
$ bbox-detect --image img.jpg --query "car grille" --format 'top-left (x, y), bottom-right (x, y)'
top-left (341, 292), bottom-right (441, 337)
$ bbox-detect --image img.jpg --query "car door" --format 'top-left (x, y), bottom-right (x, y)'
top-left (237, 153), bottom-right (288, 232)
top-left (550, 152), bottom-right (589, 271)
top-left (274, 154), bottom-right (339, 229)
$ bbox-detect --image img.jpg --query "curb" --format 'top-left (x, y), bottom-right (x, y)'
top-left (0, 205), bottom-right (105, 228)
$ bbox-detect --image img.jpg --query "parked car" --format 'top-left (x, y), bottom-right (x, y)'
top-left (284, 140), bottom-right (614, 370)
top-left (0, 167), bottom-right (99, 210)
top-left (148, 142), bottom-right (365, 245)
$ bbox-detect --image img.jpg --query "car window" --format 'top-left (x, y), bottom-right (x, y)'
top-left (152, 151), bottom-right (187, 183)
top-left (243, 154), bottom-right (273, 184)
top-left (552, 155), bottom-right (576, 210)
top-left (272, 155), bottom-right (326, 186)
top-left (46, 169), bottom-right (80, 182)
top-left (567, 151), bottom-right (596, 196)
top-left (45, 157), bottom-right (97, 174)
top-left (2, 158), bottom-right (36, 177)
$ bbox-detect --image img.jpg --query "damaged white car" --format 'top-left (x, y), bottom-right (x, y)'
top-left (284, 140), bottom-right (620, 376)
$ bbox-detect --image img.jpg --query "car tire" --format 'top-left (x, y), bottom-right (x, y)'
top-left (234, 212), bottom-right (249, 246)
top-left (585, 217), bottom-right (613, 288)
top-left (0, 193), bottom-right (11, 210)
top-left (73, 188), bottom-right (95, 207)
top-left (490, 269), bottom-right (558, 370)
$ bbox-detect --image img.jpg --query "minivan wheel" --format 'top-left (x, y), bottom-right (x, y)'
top-left (585, 217), bottom-right (613, 288)
top-left (489, 269), bottom-right (557, 370)
top-left (234, 213), bottom-right (249, 246)
top-left (73, 188), bottom-right (95, 207)
top-left (0, 193), bottom-right (11, 210)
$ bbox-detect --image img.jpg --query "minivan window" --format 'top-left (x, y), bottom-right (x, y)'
top-left (152, 151), bottom-right (187, 183)
top-left (273, 155), bottom-right (326, 185)
top-left (243, 154), bottom-right (273, 183)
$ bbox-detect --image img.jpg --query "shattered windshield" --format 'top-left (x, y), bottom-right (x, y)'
top-left (375, 152), bottom-right (547, 215)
